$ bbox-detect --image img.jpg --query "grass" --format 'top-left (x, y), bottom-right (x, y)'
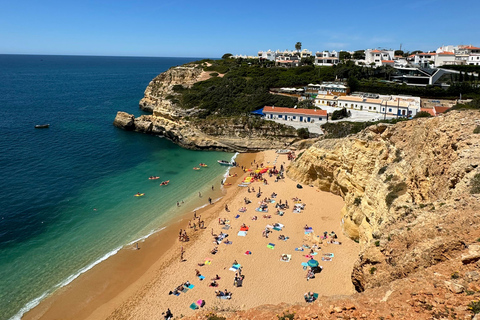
top-left (471, 174), bottom-right (480, 194)
top-left (468, 300), bottom-right (480, 314)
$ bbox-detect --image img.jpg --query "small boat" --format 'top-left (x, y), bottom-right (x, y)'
top-left (217, 160), bottom-right (234, 166)
top-left (134, 193), bottom-right (145, 197)
top-left (160, 180), bottom-right (170, 186)
top-left (276, 149), bottom-right (291, 154)
top-left (199, 163), bottom-right (208, 167)
top-left (35, 124), bottom-right (50, 129)
top-left (193, 167), bottom-right (200, 170)
top-left (148, 176), bottom-right (160, 180)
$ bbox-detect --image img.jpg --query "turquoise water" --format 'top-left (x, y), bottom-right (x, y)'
top-left (0, 55), bottom-right (233, 320)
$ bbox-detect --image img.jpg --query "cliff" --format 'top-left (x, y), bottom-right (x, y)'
top-left (287, 110), bottom-right (480, 292)
top-left (114, 64), bottom-right (298, 152)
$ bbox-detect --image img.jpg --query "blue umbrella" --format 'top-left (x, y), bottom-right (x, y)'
top-left (307, 259), bottom-right (319, 267)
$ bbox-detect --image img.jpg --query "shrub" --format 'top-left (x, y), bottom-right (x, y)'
top-left (471, 174), bottom-right (480, 194)
top-left (413, 111), bottom-right (433, 118)
top-left (207, 313), bottom-right (227, 320)
top-left (451, 271), bottom-right (460, 279)
top-left (296, 127), bottom-right (309, 139)
top-left (393, 149), bottom-right (402, 162)
top-left (369, 267), bottom-right (377, 274)
top-left (277, 311), bottom-right (295, 320)
top-left (386, 182), bottom-right (407, 207)
top-left (331, 108), bottom-right (350, 120)
top-left (378, 165), bottom-right (388, 175)
top-left (384, 174), bottom-right (394, 182)
top-left (172, 84), bottom-right (185, 92)
top-left (474, 125), bottom-right (480, 134)
top-left (468, 300), bottom-right (480, 314)
top-left (353, 197), bottom-right (362, 206)
top-left (374, 240), bottom-right (380, 247)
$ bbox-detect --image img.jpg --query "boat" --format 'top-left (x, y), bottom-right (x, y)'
top-left (193, 167), bottom-right (200, 170)
top-left (35, 124), bottom-right (50, 129)
top-left (134, 193), bottom-right (145, 197)
top-left (160, 180), bottom-right (170, 186)
top-left (199, 163), bottom-right (208, 167)
top-left (275, 149), bottom-right (291, 154)
top-left (217, 160), bottom-right (234, 166)
top-left (148, 176), bottom-right (160, 180)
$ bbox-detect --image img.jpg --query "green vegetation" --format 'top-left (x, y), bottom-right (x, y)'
top-left (378, 166), bottom-right (388, 175)
top-left (331, 108), bottom-right (350, 120)
top-left (277, 311), bottom-right (295, 320)
top-left (374, 240), bottom-right (380, 247)
top-left (451, 271), bottom-right (460, 279)
top-left (446, 98), bottom-right (480, 113)
top-left (295, 42), bottom-right (302, 51)
top-left (468, 300), bottom-right (480, 314)
top-left (296, 127), bottom-right (309, 139)
top-left (209, 72), bottom-right (219, 77)
top-left (221, 53), bottom-right (233, 59)
top-left (474, 125), bottom-right (480, 134)
top-left (207, 313), bottom-right (227, 320)
top-left (369, 267), bottom-right (377, 274)
top-left (413, 111), bottom-right (433, 118)
top-left (393, 149), bottom-right (402, 163)
top-left (353, 197), bottom-right (362, 206)
top-left (386, 182), bottom-right (407, 207)
top-left (471, 173), bottom-right (480, 194)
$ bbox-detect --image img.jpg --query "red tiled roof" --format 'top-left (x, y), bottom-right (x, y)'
top-left (263, 106), bottom-right (327, 116)
top-left (434, 106), bottom-right (450, 114)
top-left (420, 108), bottom-right (435, 116)
top-left (382, 60), bottom-right (394, 63)
top-left (371, 49), bottom-right (381, 53)
top-left (418, 52), bottom-right (436, 55)
top-left (438, 52), bottom-right (454, 55)
top-left (464, 46), bottom-right (480, 50)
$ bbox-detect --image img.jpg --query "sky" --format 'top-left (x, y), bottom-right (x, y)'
top-left (1, 0), bottom-right (479, 58)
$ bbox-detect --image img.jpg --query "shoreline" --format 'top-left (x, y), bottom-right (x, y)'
top-left (22, 153), bottom-right (255, 320)
top-left (24, 150), bottom-right (359, 320)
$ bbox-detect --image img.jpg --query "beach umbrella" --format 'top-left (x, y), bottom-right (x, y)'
top-left (307, 259), bottom-right (319, 267)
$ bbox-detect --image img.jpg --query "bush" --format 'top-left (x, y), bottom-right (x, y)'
top-left (378, 165), bottom-right (388, 175)
top-left (413, 111), bottom-right (433, 118)
top-left (468, 300), bottom-right (480, 314)
top-left (474, 125), bottom-right (480, 134)
top-left (393, 149), bottom-right (402, 163)
top-left (296, 127), bottom-right (309, 139)
top-left (277, 311), bottom-right (295, 320)
top-left (471, 174), bottom-right (480, 194)
top-left (386, 182), bottom-right (407, 207)
top-left (369, 267), bottom-right (377, 274)
top-left (207, 313), bottom-right (227, 320)
top-left (374, 240), bottom-right (380, 247)
top-left (331, 108), bottom-right (350, 120)
top-left (353, 197), bottom-right (362, 206)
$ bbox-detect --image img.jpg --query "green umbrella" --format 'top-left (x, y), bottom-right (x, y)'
top-left (307, 259), bottom-right (319, 267)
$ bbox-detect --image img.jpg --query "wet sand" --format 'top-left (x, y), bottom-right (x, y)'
top-left (24, 151), bottom-right (359, 320)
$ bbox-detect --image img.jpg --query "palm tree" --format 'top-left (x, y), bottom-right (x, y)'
top-left (295, 42), bottom-right (302, 52)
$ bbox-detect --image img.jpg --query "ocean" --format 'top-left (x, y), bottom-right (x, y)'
top-left (0, 54), bottom-right (233, 320)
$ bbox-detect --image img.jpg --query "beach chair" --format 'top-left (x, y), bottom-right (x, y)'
top-left (267, 243), bottom-right (275, 249)
top-left (273, 227), bottom-right (281, 231)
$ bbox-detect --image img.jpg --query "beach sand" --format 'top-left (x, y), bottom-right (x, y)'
top-left (24, 151), bottom-right (359, 320)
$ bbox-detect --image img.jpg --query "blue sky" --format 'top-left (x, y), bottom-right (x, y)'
top-left (1, 0), bottom-right (479, 57)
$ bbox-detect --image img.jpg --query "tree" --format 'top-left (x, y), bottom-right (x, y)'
top-left (295, 42), bottom-right (302, 52)
top-left (296, 127), bottom-right (309, 139)
top-left (298, 99), bottom-right (314, 109)
top-left (222, 53), bottom-right (233, 59)
top-left (394, 50), bottom-right (404, 56)
top-left (347, 76), bottom-right (359, 92)
top-left (339, 51), bottom-right (352, 61)
top-left (300, 56), bottom-right (314, 66)
top-left (410, 50), bottom-right (422, 55)
top-left (353, 50), bottom-right (365, 60)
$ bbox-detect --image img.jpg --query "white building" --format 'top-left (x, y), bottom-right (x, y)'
top-left (315, 94), bottom-right (420, 117)
top-left (258, 50), bottom-right (276, 61)
top-left (263, 106), bottom-right (327, 123)
top-left (314, 51), bottom-right (339, 66)
top-left (364, 49), bottom-right (395, 67)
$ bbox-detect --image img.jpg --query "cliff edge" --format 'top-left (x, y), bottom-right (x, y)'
top-left (114, 64), bottom-right (298, 152)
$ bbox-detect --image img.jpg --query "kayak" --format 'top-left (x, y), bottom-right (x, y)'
top-left (193, 167), bottom-right (200, 170)
top-left (160, 180), bottom-right (170, 186)
top-left (199, 163), bottom-right (208, 167)
top-left (148, 176), bottom-right (160, 180)
top-left (134, 193), bottom-right (145, 197)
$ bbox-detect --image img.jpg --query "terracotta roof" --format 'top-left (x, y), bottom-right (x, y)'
top-left (421, 108), bottom-right (435, 116)
top-left (263, 106), bottom-right (327, 116)
top-left (438, 52), bottom-right (454, 55)
top-left (418, 52), bottom-right (436, 55)
top-left (434, 106), bottom-right (450, 114)
top-left (371, 50), bottom-right (381, 53)
top-left (464, 46), bottom-right (480, 50)
top-left (382, 60), bottom-right (394, 63)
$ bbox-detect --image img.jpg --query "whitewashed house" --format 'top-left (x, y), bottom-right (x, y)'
top-left (263, 106), bottom-right (328, 123)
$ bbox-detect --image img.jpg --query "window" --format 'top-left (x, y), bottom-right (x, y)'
top-left (388, 108), bottom-right (392, 112)
top-left (374, 107), bottom-right (377, 111)
top-left (369, 106), bottom-right (371, 110)
top-left (351, 104), bottom-right (354, 108)
top-left (293, 116), bottom-right (296, 120)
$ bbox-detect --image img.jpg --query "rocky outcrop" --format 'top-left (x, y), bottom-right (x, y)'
top-left (115, 64), bottom-right (299, 152)
top-left (288, 110), bottom-right (480, 291)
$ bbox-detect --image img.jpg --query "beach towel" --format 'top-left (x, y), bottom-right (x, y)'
top-left (280, 254), bottom-right (292, 262)
top-left (197, 299), bottom-right (205, 307)
top-left (311, 252), bottom-right (317, 256)
top-left (173, 291), bottom-right (181, 296)
top-left (301, 262), bottom-right (308, 270)
top-left (321, 257), bottom-right (332, 261)
top-left (223, 240), bottom-right (232, 245)
top-left (205, 259), bottom-right (212, 265)
top-left (281, 236), bottom-right (289, 241)
top-left (233, 263), bottom-right (241, 268)
top-left (240, 226), bottom-right (249, 231)
top-left (219, 295), bottom-right (230, 300)
top-left (270, 200), bottom-right (275, 203)
top-left (295, 247), bottom-right (304, 251)
top-left (198, 275), bottom-right (205, 280)
top-left (324, 253), bottom-right (334, 257)
top-left (189, 303), bottom-right (198, 310)
top-left (273, 227), bottom-right (281, 231)
top-left (222, 225), bottom-right (230, 230)
top-left (245, 250), bottom-right (252, 255)
top-left (267, 243), bottom-right (275, 249)
top-left (266, 224), bottom-right (274, 229)
top-left (235, 214), bottom-right (240, 219)
top-left (237, 231), bottom-right (247, 237)
top-left (304, 231), bottom-right (313, 235)
top-left (186, 284), bottom-right (194, 289)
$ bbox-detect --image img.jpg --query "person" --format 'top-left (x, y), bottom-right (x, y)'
top-left (212, 185), bottom-right (214, 191)
top-left (135, 243), bottom-right (139, 250)
top-left (199, 192), bottom-right (202, 197)
top-left (163, 308), bottom-right (173, 320)
top-left (177, 201), bottom-right (180, 207)
top-left (210, 280), bottom-right (218, 287)
top-left (225, 204), bottom-right (229, 212)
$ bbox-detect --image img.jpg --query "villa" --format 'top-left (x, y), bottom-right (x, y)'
top-left (263, 106), bottom-right (328, 123)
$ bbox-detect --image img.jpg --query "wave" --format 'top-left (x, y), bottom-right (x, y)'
top-left (126, 226), bottom-right (167, 246)
top-left (9, 246), bottom-right (121, 320)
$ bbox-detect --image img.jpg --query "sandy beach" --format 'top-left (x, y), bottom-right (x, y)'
top-left (24, 150), bottom-right (359, 320)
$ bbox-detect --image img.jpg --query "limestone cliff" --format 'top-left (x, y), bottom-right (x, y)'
top-left (114, 64), bottom-right (298, 152)
top-left (287, 110), bottom-right (480, 292)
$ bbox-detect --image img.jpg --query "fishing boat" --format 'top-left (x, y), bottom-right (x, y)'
top-left (35, 124), bottom-right (50, 129)
top-left (217, 160), bottom-right (234, 166)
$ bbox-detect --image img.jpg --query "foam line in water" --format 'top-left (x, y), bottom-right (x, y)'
top-left (222, 152), bottom-right (239, 183)
top-left (126, 226), bottom-right (167, 246)
top-left (10, 246), bottom-right (121, 320)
